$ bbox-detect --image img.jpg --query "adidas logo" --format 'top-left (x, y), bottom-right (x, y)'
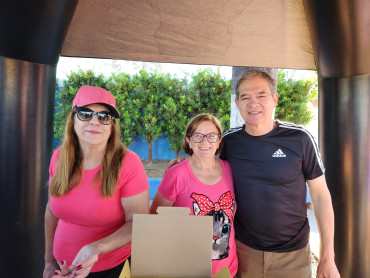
top-left (272, 149), bottom-right (286, 158)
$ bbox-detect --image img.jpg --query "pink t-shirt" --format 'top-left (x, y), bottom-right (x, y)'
top-left (158, 158), bottom-right (238, 277)
top-left (49, 148), bottom-right (149, 272)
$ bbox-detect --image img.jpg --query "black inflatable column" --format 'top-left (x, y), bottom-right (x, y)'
top-left (320, 76), bottom-right (370, 277)
top-left (304, 1), bottom-right (370, 277)
top-left (0, 1), bottom-right (78, 277)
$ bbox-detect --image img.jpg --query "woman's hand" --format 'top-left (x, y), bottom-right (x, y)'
top-left (52, 260), bottom-right (72, 277)
top-left (166, 156), bottom-right (186, 171)
top-left (43, 260), bottom-right (59, 278)
top-left (70, 244), bottom-right (100, 277)
top-left (51, 244), bottom-right (100, 278)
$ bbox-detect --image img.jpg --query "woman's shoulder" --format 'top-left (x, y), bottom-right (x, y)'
top-left (219, 157), bottom-right (231, 169)
top-left (122, 149), bottom-right (143, 164)
top-left (219, 158), bottom-right (233, 181)
top-left (120, 150), bottom-right (143, 172)
top-left (123, 149), bottom-right (139, 159)
top-left (50, 147), bottom-right (62, 164)
top-left (52, 146), bottom-right (61, 156)
top-left (49, 147), bottom-right (62, 177)
top-left (166, 158), bottom-right (188, 174)
top-left (160, 159), bottom-right (189, 181)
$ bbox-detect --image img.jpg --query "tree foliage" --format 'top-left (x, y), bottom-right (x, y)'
top-left (106, 73), bottom-right (138, 146)
top-left (132, 70), bottom-right (167, 162)
top-left (189, 69), bottom-right (231, 132)
top-left (276, 70), bottom-right (318, 125)
top-left (54, 68), bottom-right (316, 160)
top-left (159, 77), bottom-right (190, 158)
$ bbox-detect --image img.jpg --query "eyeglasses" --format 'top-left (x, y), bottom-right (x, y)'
top-left (75, 107), bottom-right (114, 125)
top-left (188, 132), bottom-right (220, 143)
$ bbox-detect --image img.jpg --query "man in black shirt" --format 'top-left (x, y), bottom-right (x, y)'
top-left (220, 70), bottom-right (340, 278)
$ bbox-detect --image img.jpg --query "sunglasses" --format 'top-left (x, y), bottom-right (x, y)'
top-left (75, 107), bottom-right (114, 125)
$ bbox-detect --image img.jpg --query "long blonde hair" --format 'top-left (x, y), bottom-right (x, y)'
top-left (50, 110), bottom-right (126, 197)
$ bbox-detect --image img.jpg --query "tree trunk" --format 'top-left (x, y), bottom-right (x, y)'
top-left (176, 150), bottom-right (179, 159)
top-left (230, 67), bottom-right (279, 128)
top-left (148, 140), bottom-right (153, 163)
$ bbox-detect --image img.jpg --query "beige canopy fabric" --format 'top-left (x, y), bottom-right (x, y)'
top-left (61, 0), bottom-right (315, 70)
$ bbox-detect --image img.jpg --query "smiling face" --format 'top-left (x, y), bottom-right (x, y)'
top-left (235, 76), bottom-right (278, 135)
top-left (186, 120), bottom-right (221, 159)
top-left (74, 103), bottom-right (113, 148)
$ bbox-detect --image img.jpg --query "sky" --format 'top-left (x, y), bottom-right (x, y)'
top-left (57, 57), bottom-right (232, 82)
top-left (56, 56), bottom-right (317, 82)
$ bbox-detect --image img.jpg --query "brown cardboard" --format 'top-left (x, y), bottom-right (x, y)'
top-left (119, 260), bottom-right (231, 278)
top-left (131, 207), bottom-right (215, 277)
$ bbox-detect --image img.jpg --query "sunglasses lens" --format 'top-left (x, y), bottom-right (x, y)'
top-left (97, 112), bottom-right (112, 125)
top-left (77, 110), bottom-right (93, 121)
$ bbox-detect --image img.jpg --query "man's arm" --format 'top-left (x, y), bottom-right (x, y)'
top-left (307, 175), bottom-right (340, 278)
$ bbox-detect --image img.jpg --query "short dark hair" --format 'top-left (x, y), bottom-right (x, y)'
top-left (182, 113), bottom-right (223, 156)
top-left (235, 69), bottom-right (276, 99)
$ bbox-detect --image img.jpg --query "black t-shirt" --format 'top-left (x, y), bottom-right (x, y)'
top-left (220, 120), bottom-right (324, 252)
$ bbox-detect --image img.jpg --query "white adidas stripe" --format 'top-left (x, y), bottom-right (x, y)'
top-left (223, 127), bottom-right (243, 137)
top-left (278, 121), bottom-right (325, 173)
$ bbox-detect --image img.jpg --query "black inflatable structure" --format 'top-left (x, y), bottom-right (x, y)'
top-left (0, 0), bottom-right (369, 277)
top-left (0, 1), bottom-right (78, 276)
top-left (305, 1), bottom-right (370, 276)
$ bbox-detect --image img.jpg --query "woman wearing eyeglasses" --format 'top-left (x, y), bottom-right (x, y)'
top-left (150, 113), bottom-right (238, 277)
top-left (43, 86), bottom-right (149, 278)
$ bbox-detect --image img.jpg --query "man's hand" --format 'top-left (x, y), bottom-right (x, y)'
top-left (317, 257), bottom-right (340, 278)
top-left (166, 156), bottom-right (186, 171)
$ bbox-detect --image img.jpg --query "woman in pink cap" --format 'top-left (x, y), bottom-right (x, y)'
top-left (43, 86), bottom-right (149, 278)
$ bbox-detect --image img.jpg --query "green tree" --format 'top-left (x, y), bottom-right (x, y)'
top-left (276, 70), bottom-right (318, 125)
top-left (159, 77), bottom-right (190, 158)
top-left (106, 73), bottom-right (139, 146)
top-left (189, 69), bottom-right (231, 132)
top-left (133, 70), bottom-right (167, 163)
top-left (54, 69), bottom-right (108, 144)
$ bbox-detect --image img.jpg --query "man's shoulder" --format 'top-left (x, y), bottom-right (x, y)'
top-left (277, 120), bottom-right (305, 131)
top-left (276, 120), bottom-right (313, 137)
top-left (223, 126), bottom-right (244, 138)
top-left (276, 120), bottom-right (319, 149)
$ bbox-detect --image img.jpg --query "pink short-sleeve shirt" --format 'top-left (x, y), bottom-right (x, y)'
top-left (158, 158), bottom-right (238, 277)
top-left (49, 148), bottom-right (148, 272)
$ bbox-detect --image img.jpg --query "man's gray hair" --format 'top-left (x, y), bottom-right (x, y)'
top-left (235, 70), bottom-right (276, 99)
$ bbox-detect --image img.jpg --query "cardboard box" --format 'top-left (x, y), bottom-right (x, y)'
top-left (128, 207), bottom-right (231, 278)
top-left (119, 260), bottom-right (230, 278)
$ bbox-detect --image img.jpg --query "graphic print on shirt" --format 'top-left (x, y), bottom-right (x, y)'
top-left (191, 191), bottom-right (235, 260)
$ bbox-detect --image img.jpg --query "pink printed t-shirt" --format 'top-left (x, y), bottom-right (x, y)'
top-left (158, 158), bottom-right (238, 277)
top-left (49, 148), bottom-right (149, 272)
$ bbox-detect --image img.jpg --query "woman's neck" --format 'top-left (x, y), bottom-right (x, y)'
top-left (189, 156), bottom-right (217, 170)
top-left (188, 156), bottom-right (222, 185)
top-left (80, 143), bottom-right (107, 170)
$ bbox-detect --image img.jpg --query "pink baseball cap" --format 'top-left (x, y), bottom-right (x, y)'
top-left (72, 85), bottom-right (119, 118)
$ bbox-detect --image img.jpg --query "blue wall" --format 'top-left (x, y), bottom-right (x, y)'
top-left (55, 135), bottom-right (186, 161)
top-left (148, 178), bottom-right (162, 200)
top-left (129, 135), bottom-right (186, 160)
